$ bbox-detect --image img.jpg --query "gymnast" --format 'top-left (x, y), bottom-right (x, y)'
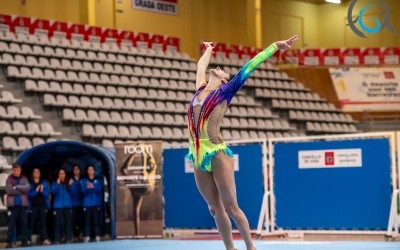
top-left (186, 35), bottom-right (298, 250)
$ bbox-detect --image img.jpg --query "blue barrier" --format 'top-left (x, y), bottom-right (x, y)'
top-left (163, 143), bottom-right (264, 229)
top-left (274, 138), bottom-right (392, 230)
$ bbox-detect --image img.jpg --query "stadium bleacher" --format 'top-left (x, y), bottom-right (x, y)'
top-left (0, 23), bottom-right (358, 163)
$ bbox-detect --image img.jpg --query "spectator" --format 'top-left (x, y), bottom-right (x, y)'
top-left (28, 168), bottom-right (51, 245)
top-left (81, 165), bottom-right (103, 243)
top-left (51, 168), bottom-right (73, 244)
top-left (5, 163), bottom-right (30, 248)
top-left (69, 164), bottom-right (83, 242)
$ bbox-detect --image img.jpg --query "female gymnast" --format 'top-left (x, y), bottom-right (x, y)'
top-left (186, 35), bottom-right (298, 250)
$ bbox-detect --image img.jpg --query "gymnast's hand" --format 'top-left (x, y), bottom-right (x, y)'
top-left (275, 35), bottom-right (299, 50)
top-left (202, 41), bottom-right (214, 52)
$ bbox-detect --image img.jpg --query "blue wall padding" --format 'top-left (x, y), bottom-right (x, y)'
top-left (164, 143), bottom-right (264, 229)
top-left (274, 138), bottom-right (391, 230)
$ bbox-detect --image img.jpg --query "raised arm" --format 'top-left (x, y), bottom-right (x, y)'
top-left (222, 35), bottom-right (299, 100)
top-left (196, 42), bottom-right (214, 90)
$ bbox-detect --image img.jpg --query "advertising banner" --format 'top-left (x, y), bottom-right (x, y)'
top-left (329, 67), bottom-right (400, 111)
top-left (115, 141), bottom-right (163, 238)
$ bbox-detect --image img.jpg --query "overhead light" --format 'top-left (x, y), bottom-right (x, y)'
top-left (325, 0), bottom-right (341, 3)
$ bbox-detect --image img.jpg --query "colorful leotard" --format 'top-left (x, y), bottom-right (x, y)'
top-left (186, 43), bottom-right (278, 172)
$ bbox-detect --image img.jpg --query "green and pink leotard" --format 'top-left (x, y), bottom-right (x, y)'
top-left (186, 43), bottom-right (278, 172)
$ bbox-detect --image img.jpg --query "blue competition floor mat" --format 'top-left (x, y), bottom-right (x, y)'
top-left (12, 239), bottom-right (400, 250)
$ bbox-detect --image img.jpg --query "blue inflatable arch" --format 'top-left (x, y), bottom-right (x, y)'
top-left (16, 141), bottom-right (116, 239)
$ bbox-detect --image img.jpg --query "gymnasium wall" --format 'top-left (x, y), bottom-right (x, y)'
top-left (113, 0), bottom-right (253, 59)
top-left (261, 0), bottom-right (319, 49)
top-left (113, 0), bottom-right (319, 55)
top-left (318, 0), bottom-right (400, 48)
top-left (1, 0), bottom-right (399, 57)
top-left (262, 0), bottom-right (400, 49)
top-left (0, 0), bottom-right (88, 24)
top-left (91, 0), bottom-right (114, 28)
top-left (93, 0), bottom-right (400, 51)
top-left (113, 0), bottom-right (194, 59)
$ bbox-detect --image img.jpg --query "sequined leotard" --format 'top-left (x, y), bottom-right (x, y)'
top-left (186, 43), bottom-right (278, 172)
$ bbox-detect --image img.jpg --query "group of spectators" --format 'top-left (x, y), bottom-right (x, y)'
top-left (5, 163), bottom-right (104, 248)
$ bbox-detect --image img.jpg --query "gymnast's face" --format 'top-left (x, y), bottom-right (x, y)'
top-left (209, 66), bottom-right (230, 85)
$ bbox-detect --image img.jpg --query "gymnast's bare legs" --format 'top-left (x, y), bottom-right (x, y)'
top-left (194, 152), bottom-right (255, 250)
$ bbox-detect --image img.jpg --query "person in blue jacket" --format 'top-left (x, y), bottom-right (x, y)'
top-left (69, 164), bottom-right (83, 242)
top-left (51, 168), bottom-right (72, 244)
top-left (81, 165), bottom-right (103, 243)
top-left (28, 168), bottom-right (51, 245)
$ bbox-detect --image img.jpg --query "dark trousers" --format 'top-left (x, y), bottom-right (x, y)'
top-left (7, 206), bottom-right (28, 244)
top-left (28, 206), bottom-right (48, 241)
top-left (53, 208), bottom-right (72, 243)
top-left (71, 206), bottom-right (83, 238)
top-left (83, 206), bottom-right (100, 238)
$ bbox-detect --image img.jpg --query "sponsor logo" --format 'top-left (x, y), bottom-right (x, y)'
top-left (124, 144), bottom-right (153, 155)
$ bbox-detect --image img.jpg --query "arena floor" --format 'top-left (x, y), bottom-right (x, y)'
top-left (7, 239), bottom-right (400, 250)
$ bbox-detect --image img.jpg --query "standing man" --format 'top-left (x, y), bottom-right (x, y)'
top-left (5, 163), bottom-right (30, 248)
